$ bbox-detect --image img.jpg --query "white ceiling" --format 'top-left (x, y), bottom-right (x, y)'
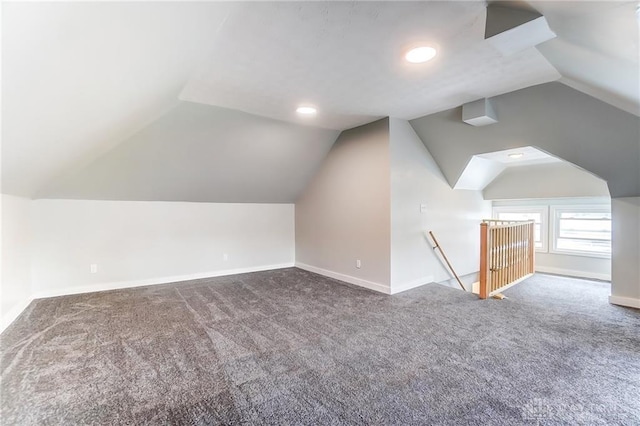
top-left (1, 2), bottom-right (236, 197)
top-left (534, 1), bottom-right (640, 115)
top-left (455, 146), bottom-right (562, 190)
top-left (2, 1), bottom-right (638, 200)
top-left (477, 146), bottom-right (561, 166)
top-left (179, 1), bottom-right (560, 130)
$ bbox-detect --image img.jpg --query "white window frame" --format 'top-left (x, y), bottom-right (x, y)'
top-left (550, 205), bottom-right (611, 259)
top-left (492, 205), bottom-right (549, 253)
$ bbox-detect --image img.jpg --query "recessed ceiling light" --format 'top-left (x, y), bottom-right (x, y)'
top-left (296, 106), bottom-right (317, 115)
top-left (405, 46), bottom-right (437, 64)
top-left (508, 153), bottom-right (524, 159)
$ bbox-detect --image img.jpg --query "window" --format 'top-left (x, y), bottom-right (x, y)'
top-left (492, 206), bottom-right (548, 252)
top-left (551, 206), bottom-right (611, 258)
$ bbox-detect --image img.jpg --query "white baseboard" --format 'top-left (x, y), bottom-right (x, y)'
top-left (535, 266), bottom-right (611, 282)
top-left (391, 276), bottom-right (435, 294)
top-left (295, 262), bottom-right (391, 294)
top-left (2, 263), bottom-right (294, 334)
top-left (31, 263), bottom-right (295, 300)
top-left (1, 297), bottom-right (34, 334)
top-left (609, 295), bottom-right (640, 309)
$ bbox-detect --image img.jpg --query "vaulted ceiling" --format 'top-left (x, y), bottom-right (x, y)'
top-left (2, 1), bottom-right (638, 201)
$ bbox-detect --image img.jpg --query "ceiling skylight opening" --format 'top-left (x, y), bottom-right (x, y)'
top-left (508, 153), bottom-right (525, 159)
top-left (296, 106), bottom-right (317, 115)
top-left (405, 46), bottom-right (437, 64)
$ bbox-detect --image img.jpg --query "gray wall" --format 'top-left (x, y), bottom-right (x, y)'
top-left (295, 119), bottom-right (392, 291)
top-left (39, 102), bottom-right (340, 203)
top-left (484, 162), bottom-right (610, 200)
top-left (410, 82), bottom-right (640, 199)
top-left (411, 82), bottom-right (639, 307)
top-left (389, 118), bottom-right (490, 292)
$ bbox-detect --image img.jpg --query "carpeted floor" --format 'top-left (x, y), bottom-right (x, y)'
top-left (1, 268), bottom-right (638, 425)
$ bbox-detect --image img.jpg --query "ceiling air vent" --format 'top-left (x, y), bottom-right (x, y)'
top-left (462, 98), bottom-right (498, 127)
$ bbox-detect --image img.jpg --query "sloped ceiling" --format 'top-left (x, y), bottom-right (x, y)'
top-left (454, 146), bottom-right (562, 191)
top-left (39, 103), bottom-right (339, 203)
top-left (1, 1), bottom-right (638, 202)
top-left (410, 82), bottom-right (640, 198)
top-left (483, 161), bottom-right (610, 200)
top-left (531, 1), bottom-right (640, 116)
top-left (1, 2), bottom-right (237, 198)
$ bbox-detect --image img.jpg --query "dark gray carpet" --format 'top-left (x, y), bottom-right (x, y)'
top-left (1, 268), bottom-right (638, 425)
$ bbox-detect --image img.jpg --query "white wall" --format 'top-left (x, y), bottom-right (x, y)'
top-left (492, 198), bottom-right (611, 281)
top-left (534, 252), bottom-right (610, 281)
top-left (484, 162), bottom-right (610, 200)
top-left (1, 194), bottom-right (33, 329)
top-left (30, 200), bottom-right (295, 297)
top-left (295, 119), bottom-right (392, 293)
top-left (610, 197), bottom-right (640, 308)
top-left (389, 118), bottom-right (491, 293)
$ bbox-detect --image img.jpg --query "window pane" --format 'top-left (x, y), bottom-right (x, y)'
top-left (556, 238), bottom-right (611, 254)
top-left (497, 212), bottom-right (540, 223)
top-left (497, 212), bottom-right (542, 247)
top-left (555, 209), bottom-right (611, 256)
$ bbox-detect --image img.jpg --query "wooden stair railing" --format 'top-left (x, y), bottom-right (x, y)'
top-left (479, 220), bottom-right (535, 299)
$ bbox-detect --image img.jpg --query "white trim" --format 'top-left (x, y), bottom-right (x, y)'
top-left (295, 262), bottom-right (390, 294)
top-left (1, 297), bottom-right (34, 334)
top-left (391, 276), bottom-right (435, 294)
top-left (1, 263), bottom-right (294, 334)
top-left (30, 263), bottom-right (295, 300)
top-left (492, 205), bottom-right (549, 253)
top-left (549, 204), bottom-right (611, 259)
top-left (535, 266), bottom-right (611, 281)
top-left (609, 295), bottom-right (640, 309)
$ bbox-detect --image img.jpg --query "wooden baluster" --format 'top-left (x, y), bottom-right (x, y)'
top-left (530, 222), bottom-right (535, 274)
top-left (492, 227), bottom-right (497, 294)
top-left (480, 223), bottom-right (488, 299)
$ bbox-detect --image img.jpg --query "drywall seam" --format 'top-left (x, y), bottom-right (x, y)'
top-left (295, 262), bottom-right (391, 294)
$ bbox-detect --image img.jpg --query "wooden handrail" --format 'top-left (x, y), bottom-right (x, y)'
top-left (428, 231), bottom-right (467, 292)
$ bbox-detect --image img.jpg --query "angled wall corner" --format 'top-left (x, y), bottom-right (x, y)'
top-left (295, 117), bottom-right (491, 295)
top-left (389, 118), bottom-right (490, 293)
top-left (295, 118), bottom-right (392, 292)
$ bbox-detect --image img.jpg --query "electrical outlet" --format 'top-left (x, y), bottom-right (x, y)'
top-left (90, 264), bottom-right (98, 274)
top-left (420, 203), bottom-right (427, 213)
top-left (223, 253), bottom-right (228, 261)
top-left (356, 259), bottom-right (361, 269)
